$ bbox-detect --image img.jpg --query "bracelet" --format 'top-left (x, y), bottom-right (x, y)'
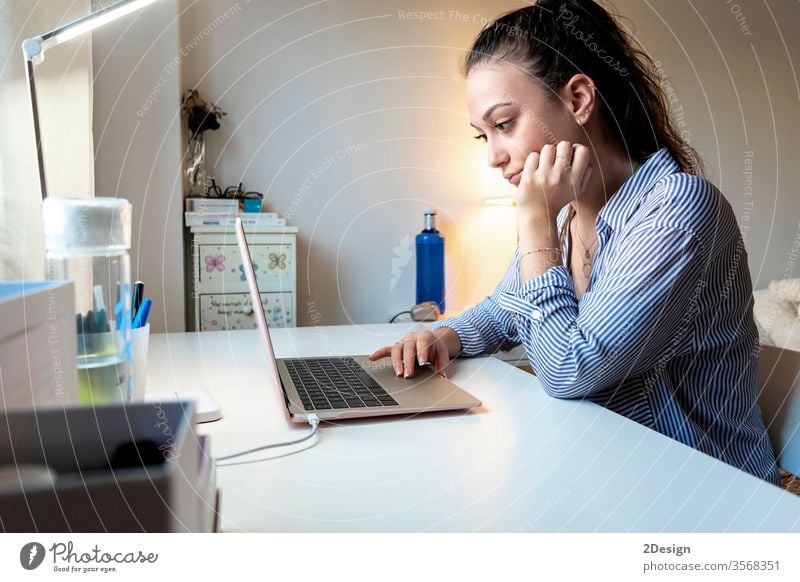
top-left (520, 247), bottom-right (561, 260)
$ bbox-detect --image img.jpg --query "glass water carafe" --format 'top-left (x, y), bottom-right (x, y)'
top-left (42, 197), bottom-right (133, 404)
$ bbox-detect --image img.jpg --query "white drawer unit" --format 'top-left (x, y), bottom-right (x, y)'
top-left (189, 226), bottom-right (298, 331)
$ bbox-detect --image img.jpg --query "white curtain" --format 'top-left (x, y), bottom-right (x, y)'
top-left (0, 0), bottom-right (94, 280)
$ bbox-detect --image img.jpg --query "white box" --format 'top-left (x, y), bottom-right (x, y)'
top-left (184, 211), bottom-right (284, 227)
top-left (0, 281), bottom-right (78, 411)
top-left (0, 401), bottom-right (218, 532)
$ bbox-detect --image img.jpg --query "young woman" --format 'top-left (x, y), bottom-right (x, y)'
top-left (369, 0), bottom-right (779, 484)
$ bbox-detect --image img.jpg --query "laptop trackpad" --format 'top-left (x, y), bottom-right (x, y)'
top-left (352, 355), bottom-right (480, 410)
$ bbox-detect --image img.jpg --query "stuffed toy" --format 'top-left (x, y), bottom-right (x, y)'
top-left (753, 278), bottom-right (800, 351)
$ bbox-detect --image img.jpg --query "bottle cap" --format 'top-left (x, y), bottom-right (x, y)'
top-left (43, 197), bottom-right (132, 255)
top-left (423, 208), bottom-right (436, 215)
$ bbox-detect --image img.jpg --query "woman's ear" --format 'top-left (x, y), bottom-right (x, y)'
top-left (563, 74), bottom-right (596, 125)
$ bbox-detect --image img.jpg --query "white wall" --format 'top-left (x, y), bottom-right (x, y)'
top-left (92, 0), bottom-right (184, 333)
top-left (610, 0), bottom-right (800, 290)
top-left (93, 0), bottom-right (799, 329)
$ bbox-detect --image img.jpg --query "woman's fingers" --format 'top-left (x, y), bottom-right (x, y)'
top-left (369, 344), bottom-right (408, 377)
top-left (515, 140), bottom-right (595, 223)
top-left (391, 341), bottom-right (405, 376)
top-left (416, 334), bottom-right (432, 366)
top-left (554, 140), bottom-right (573, 172)
top-left (403, 340), bottom-right (419, 378)
top-left (522, 151), bottom-right (540, 178)
top-left (570, 143), bottom-right (588, 169)
top-left (370, 345), bottom-right (408, 377)
top-left (539, 143), bottom-right (556, 169)
top-left (372, 332), bottom-right (449, 379)
top-left (420, 332), bottom-right (449, 377)
top-left (367, 346), bottom-right (391, 360)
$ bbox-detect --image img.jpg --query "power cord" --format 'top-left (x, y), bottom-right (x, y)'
top-left (389, 310), bottom-right (412, 323)
top-left (215, 414), bottom-right (320, 467)
top-left (390, 303), bottom-right (441, 323)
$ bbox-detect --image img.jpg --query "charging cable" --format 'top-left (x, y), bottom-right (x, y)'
top-left (215, 414), bottom-right (320, 467)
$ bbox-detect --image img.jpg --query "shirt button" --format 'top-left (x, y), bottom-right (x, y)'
top-left (532, 310), bottom-right (542, 321)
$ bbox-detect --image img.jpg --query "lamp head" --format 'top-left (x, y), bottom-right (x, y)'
top-left (22, 0), bottom-right (165, 201)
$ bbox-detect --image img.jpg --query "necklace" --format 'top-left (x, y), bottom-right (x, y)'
top-left (570, 214), bottom-right (599, 278)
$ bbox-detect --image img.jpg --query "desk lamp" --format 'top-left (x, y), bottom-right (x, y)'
top-left (22, 0), bottom-right (164, 201)
top-left (20, 1), bottom-right (179, 412)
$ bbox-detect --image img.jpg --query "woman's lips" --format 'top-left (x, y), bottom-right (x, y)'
top-left (507, 171), bottom-right (522, 186)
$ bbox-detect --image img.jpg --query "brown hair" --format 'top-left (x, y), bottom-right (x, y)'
top-left (464, 0), bottom-right (703, 249)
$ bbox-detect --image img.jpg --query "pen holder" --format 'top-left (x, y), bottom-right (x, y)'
top-left (131, 323), bottom-right (150, 403)
top-left (43, 197), bottom-right (133, 406)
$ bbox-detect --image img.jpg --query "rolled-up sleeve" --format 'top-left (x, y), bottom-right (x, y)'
top-left (505, 224), bottom-right (706, 399)
top-left (496, 265), bottom-right (577, 322)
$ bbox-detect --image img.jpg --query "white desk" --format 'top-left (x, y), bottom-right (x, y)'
top-left (148, 323), bottom-right (800, 532)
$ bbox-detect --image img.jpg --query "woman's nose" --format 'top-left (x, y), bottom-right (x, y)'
top-left (487, 139), bottom-right (509, 169)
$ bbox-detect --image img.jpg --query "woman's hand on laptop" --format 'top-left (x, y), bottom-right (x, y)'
top-left (368, 328), bottom-right (461, 379)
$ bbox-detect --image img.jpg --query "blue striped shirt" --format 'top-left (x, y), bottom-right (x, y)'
top-left (433, 148), bottom-right (780, 484)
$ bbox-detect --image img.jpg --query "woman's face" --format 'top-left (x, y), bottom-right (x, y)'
top-left (466, 60), bottom-right (580, 186)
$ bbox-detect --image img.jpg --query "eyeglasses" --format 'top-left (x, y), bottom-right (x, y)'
top-left (204, 178), bottom-right (262, 201)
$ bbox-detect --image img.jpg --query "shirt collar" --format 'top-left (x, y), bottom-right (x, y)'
top-left (596, 148), bottom-right (680, 233)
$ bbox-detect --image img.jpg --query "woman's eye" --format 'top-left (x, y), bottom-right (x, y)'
top-left (472, 119), bottom-right (512, 141)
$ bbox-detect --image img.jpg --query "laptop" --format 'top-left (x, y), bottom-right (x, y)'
top-left (235, 218), bottom-right (482, 423)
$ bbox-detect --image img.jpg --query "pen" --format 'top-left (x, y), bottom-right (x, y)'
top-left (131, 280), bottom-right (144, 321)
top-left (132, 298), bottom-right (151, 329)
top-left (115, 281), bottom-right (130, 331)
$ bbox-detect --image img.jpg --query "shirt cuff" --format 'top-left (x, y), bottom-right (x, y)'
top-left (430, 316), bottom-right (488, 357)
top-left (496, 265), bottom-right (576, 321)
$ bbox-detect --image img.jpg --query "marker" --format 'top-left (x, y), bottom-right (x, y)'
top-left (84, 310), bottom-right (94, 334)
top-left (94, 308), bottom-right (108, 333)
top-left (132, 298), bottom-right (151, 329)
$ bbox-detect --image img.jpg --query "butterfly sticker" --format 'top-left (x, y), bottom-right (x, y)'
top-left (205, 254), bottom-right (225, 272)
top-left (239, 263), bottom-right (258, 281)
top-left (268, 252), bottom-right (287, 270)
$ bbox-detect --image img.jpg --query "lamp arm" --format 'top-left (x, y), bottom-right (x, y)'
top-left (23, 47), bottom-right (48, 201)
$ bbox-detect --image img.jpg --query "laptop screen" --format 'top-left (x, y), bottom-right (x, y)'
top-left (234, 218), bottom-right (283, 385)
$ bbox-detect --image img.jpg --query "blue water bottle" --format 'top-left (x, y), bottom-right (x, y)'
top-left (416, 208), bottom-right (445, 312)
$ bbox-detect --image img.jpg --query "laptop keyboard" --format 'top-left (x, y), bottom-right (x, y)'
top-left (283, 357), bottom-right (399, 411)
